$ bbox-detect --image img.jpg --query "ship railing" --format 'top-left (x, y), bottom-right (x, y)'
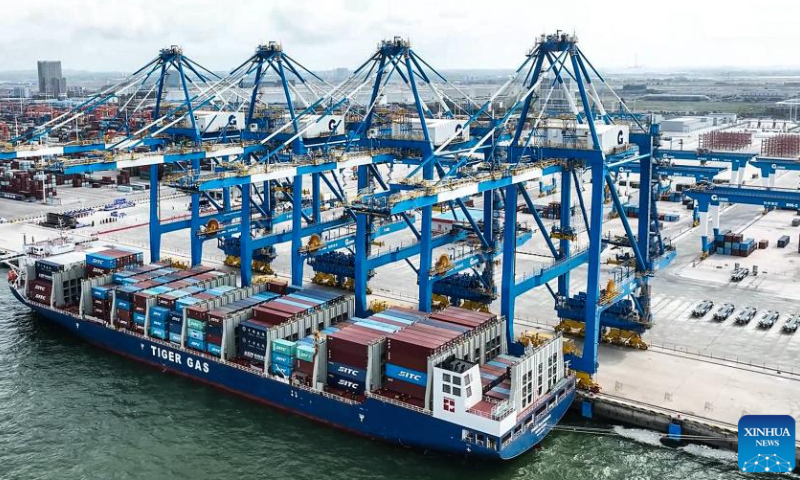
top-left (365, 391), bottom-right (432, 415)
top-left (296, 383), bottom-right (362, 405)
top-left (468, 401), bottom-right (515, 422)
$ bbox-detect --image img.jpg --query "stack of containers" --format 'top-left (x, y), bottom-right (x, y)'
top-left (712, 229), bottom-right (757, 257)
top-left (326, 324), bottom-right (386, 395)
top-left (384, 321), bottom-right (462, 402)
top-left (191, 289), bottom-right (276, 356)
top-left (657, 212), bottom-right (680, 222)
top-left (478, 362), bottom-right (508, 394)
top-left (236, 287), bottom-right (352, 368)
top-left (238, 319), bottom-right (269, 363)
top-left (28, 277), bottom-right (53, 304)
top-left (106, 264), bottom-right (226, 331)
top-left (483, 356), bottom-right (515, 401)
top-left (29, 252), bottom-right (85, 307)
top-left (91, 284), bottom-right (113, 320)
top-left (270, 339), bottom-right (296, 377)
top-left (85, 248), bottom-right (144, 278)
top-left (294, 336), bottom-right (318, 385)
top-left (149, 305), bottom-right (170, 340)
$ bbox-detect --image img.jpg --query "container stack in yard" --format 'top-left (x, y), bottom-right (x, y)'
top-left (0, 163), bottom-right (58, 201)
top-left (712, 230), bottom-right (756, 257)
top-left (619, 204), bottom-right (679, 222)
top-left (541, 201), bottom-right (575, 219)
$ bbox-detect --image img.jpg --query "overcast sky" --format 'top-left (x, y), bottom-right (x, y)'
top-left (2, 0), bottom-right (798, 73)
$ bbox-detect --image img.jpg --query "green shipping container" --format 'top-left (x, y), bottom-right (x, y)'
top-left (296, 344), bottom-right (315, 362)
top-left (187, 318), bottom-right (206, 331)
top-left (272, 339), bottom-right (296, 357)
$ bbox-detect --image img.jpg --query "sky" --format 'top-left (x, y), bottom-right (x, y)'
top-left (2, 0), bottom-right (799, 73)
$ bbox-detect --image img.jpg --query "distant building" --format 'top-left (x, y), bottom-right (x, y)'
top-left (67, 85), bottom-right (87, 97)
top-left (660, 114), bottom-right (737, 133)
top-left (11, 86), bottom-right (32, 98)
top-left (37, 61), bottom-right (67, 98)
top-left (622, 83), bottom-right (648, 94)
top-left (330, 68), bottom-right (349, 81)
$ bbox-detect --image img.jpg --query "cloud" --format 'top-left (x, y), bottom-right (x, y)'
top-left (0, 0), bottom-right (799, 73)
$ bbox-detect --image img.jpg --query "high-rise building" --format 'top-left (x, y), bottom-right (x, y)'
top-left (37, 61), bottom-right (67, 98)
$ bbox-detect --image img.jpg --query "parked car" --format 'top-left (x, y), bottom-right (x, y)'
top-left (692, 300), bottom-right (714, 317)
top-left (731, 267), bottom-right (749, 282)
top-left (783, 315), bottom-right (799, 333)
top-left (713, 303), bottom-right (736, 321)
top-left (734, 306), bottom-right (758, 325)
top-left (758, 311), bottom-right (780, 329)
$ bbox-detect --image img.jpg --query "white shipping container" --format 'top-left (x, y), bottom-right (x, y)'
top-left (193, 111), bottom-right (245, 133)
top-left (543, 122), bottom-right (629, 153)
top-left (295, 114), bottom-right (344, 138)
top-left (593, 124), bottom-right (630, 152)
top-left (406, 118), bottom-right (470, 146)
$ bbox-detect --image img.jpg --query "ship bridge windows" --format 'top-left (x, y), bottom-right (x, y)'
top-left (442, 373), bottom-right (461, 397)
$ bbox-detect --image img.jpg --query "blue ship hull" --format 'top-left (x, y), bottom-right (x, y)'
top-left (11, 286), bottom-right (575, 460)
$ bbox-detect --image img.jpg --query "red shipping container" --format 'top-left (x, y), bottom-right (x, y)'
top-left (253, 306), bottom-right (291, 326)
top-left (29, 279), bottom-right (53, 296)
top-left (118, 309), bottom-right (132, 322)
top-left (327, 325), bottom-right (385, 368)
top-left (29, 291), bottom-right (52, 304)
top-left (186, 305), bottom-right (208, 321)
top-left (206, 333), bottom-right (223, 345)
top-left (384, 376), bottom-right (426, 399)
top-left (132, 292), bottom-right (152, 309)
top-left (266, 300), bottom-right (306, 316)
top-left (294, 358), bottom-right (314, 375)
top-left (267, 279), bottom-right (288, 295)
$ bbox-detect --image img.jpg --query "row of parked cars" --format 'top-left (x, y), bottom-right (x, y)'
top-left (692, 300), bottom-right (800, 332)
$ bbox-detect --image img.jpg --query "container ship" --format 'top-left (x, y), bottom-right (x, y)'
top-left (7, 242), bottom-right (575, 460)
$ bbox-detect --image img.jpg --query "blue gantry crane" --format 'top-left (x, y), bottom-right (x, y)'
top-left (9, 33), bottom-right (694, 392)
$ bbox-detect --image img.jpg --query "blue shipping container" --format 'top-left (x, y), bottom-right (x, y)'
top-left (385, 363), bottom-right (427, 387)
top-left (149, 327), bottom-right (167, 340)
top-left (327, 372), bottom-right (365, 393)
top-left (207, 343), bottom-right (222, 356)
top-left (271, 363), bottom-right (292, 377)
top-left (328, 361), bottom-right (367, 382)
top-left (271, 352), bottom-right (294, 368)
top-left (92, 286), bottom-right (110, 300)
top-left (187, 338), bottom-right (205, 351)
top-left (168, 332), bottom-right (182, 344)
top-left (150, 318), bottom-right (166, 329)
